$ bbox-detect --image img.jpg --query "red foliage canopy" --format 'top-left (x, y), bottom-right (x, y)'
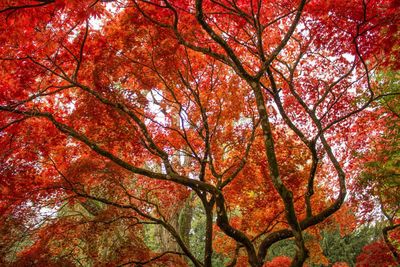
top-left (0, 0), bottom-right (398, 266)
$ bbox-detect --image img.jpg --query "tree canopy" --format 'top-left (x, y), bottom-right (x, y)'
top-left (0, 0), bottom-right (399, 266)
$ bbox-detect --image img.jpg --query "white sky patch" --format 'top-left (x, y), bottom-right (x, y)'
top-left (89, 17), bottom-right (104, 31)
top-left (146, 89), bottom-right (166, 125)
top-left (343, 53), bottom-right (355, 63)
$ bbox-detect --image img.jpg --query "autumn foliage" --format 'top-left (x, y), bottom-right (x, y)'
top-left (356, 241), bottom-right (398, 267)
top-left (0, 0), bottom-right (399, 266)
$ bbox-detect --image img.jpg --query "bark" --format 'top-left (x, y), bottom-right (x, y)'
top-left (179, 196), bottom-right (194, 248)
top-left (156, 214), bottom-right (181, 252)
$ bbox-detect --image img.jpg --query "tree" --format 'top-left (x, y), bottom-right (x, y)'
top-left (0, 0), bottom-right (399, 266)
top-left (356, 70), bottom-right (400, 264)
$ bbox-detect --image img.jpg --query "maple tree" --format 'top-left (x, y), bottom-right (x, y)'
top-left (0, 0), bottom-right (399, 266)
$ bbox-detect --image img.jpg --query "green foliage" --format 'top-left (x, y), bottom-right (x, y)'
top-left (321, 225), bottom-right (382, 266)
top-left (267, 239), bottom-right (297, 260)
top-left (375, 71), bottom-right (400, 108)
top-left (188, 201), bottom-right (227, 267)
top-left (264, 225), bottom-right (383, 266)
top-left (359, 71), bottom-right (400, 222)
top-left (144, 223), bottom-right (160, 252)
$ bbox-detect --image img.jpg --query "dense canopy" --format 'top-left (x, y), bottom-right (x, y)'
top-left (0, 0), bottom-right (399, 266)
